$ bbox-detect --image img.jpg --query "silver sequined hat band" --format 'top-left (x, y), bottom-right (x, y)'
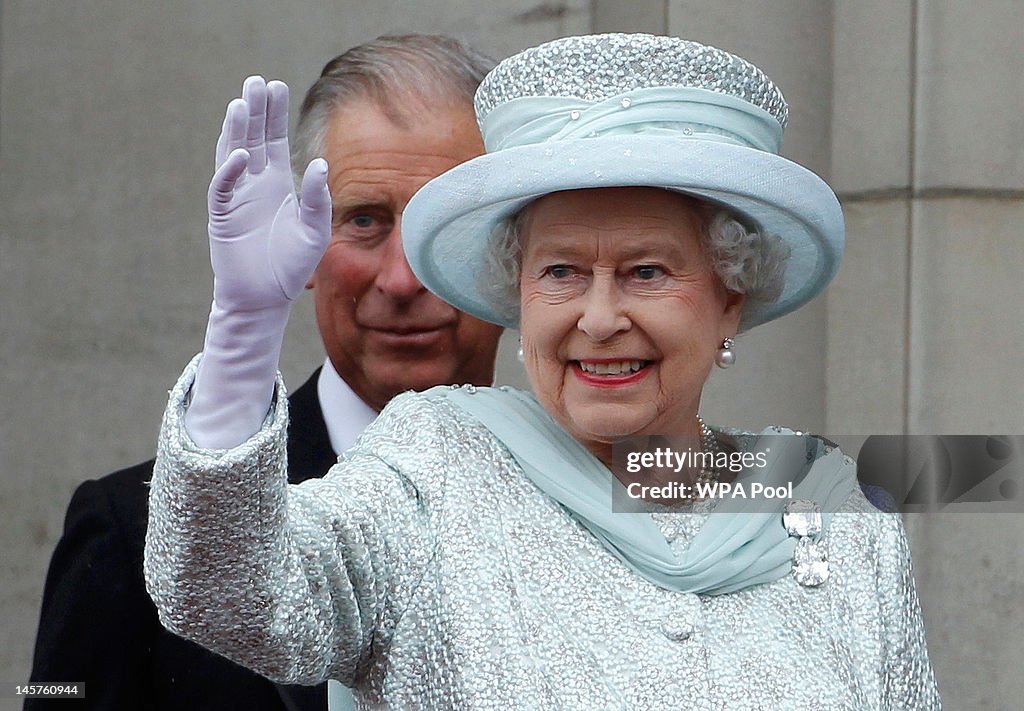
top-left (474, 33), bottom-right (788, 128)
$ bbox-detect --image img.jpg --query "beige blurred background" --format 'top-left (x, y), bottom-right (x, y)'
top-left (2, 1), bottom-right (1022, 708)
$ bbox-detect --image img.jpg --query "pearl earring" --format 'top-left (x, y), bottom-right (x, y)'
top-left (517, 337), bottom-right (525, 363)
top-left (715, 337), bottom-right (736, 369)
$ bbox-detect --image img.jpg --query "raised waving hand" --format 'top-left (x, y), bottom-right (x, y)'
top-left (186, 76), bottom-right (331, 449)
top-left (208, 76), bottom-right (330, 310)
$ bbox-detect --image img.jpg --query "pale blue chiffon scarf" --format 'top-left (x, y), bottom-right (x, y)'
top-left (437, 385), bottom-right (856, 595)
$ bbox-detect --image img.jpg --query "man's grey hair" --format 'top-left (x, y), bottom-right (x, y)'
top-left (293, 34), bottom-right (495, 176)
top-left (483, 197), bottom-right (791, 331)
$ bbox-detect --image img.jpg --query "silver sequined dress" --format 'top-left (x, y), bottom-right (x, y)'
top-left (145, 362), bottom-right (940, 709)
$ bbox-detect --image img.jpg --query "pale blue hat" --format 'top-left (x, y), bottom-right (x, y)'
top-left (402, 33), bottom-right (844, 330)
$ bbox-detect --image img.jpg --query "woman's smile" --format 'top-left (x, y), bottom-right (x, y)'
top-left (571, 358), bottom-right (653, 387)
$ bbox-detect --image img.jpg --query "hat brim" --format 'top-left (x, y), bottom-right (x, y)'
top-left (402, 135), bottom-right (844, 330)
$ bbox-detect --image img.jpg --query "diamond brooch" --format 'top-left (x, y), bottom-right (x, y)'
top-left (783, 499), bottom-right (829, 587)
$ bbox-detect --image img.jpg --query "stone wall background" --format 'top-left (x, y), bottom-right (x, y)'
top-left (2, 1), bottom-right (1021, 707)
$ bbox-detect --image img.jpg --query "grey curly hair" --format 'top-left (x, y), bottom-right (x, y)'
top-left (481, 197), bottom-right (790, 331)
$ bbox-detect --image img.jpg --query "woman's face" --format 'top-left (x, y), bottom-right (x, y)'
top-left (518, 187), bottom-right (744, 462)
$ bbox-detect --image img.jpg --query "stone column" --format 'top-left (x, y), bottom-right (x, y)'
top-left (829, 2), bottom-right (1024, 707)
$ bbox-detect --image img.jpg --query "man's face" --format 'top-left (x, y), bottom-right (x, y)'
top-left (310, 100), bottom-right (503, 411)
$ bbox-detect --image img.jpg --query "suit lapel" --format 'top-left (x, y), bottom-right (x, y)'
top-left (274, 368), bottom-right (336, 707)
top-left (286, 368), bottom-right (339, 484)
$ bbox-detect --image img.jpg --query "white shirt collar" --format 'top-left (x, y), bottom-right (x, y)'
top-left (316, 358), bottom-right (379, 456)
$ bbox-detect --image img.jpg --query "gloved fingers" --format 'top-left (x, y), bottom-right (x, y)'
top-left (269, 159), bottom-right (331, 299)
top-left (265, 80), bottom-right (291, 169)
top-left (298, 158), bottom-right (333, 245)
top-left (208, 148), bottom-right (250, 216)
top-left (215, 105), bottom-right (231, 169)
top-left (242, 76), bottom-right (268, 174)
top-left (215, 98), bottom-right (249, 170)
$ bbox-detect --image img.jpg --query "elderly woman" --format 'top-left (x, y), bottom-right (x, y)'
top-left (145, 34), bottom-right (940, 709)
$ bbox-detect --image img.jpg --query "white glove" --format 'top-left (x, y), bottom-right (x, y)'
top-left (185, 76), bottom-right (332, 449)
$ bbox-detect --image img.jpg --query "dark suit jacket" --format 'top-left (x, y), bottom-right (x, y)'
top-left (27, 371), bottom-right (337, 710)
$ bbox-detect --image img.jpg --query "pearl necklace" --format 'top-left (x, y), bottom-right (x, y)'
top-left (651, 416), bottom-right (722, 509)
top-left (695, 415), bottom-right (721, 487)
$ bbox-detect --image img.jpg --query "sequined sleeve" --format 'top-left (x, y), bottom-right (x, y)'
top-left (876, 514), bottom-right (942, 708)
top-left (144, 358), bottom-right (434, 686)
